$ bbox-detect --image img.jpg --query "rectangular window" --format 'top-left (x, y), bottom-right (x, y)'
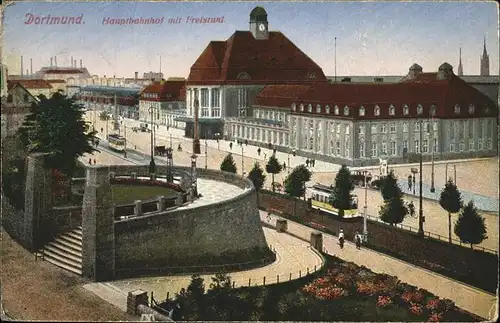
top-left (459, 142), bottom-right (465, 151)
top-left (381, 142), bottom-right (387, 155)
top-left (423, 139), bottom-right (428, 153)
top-left (487, 139), bottom-right (492, 150)
top-left (478, 139), bottom-right (483, 150)
top-left (371, 124), bottom-right (377, 134)
top-left (433, 138), bottom-right (438, 152)
top-left (237, 89), bottom-right (247, 108)
top-left (358, 125), bottom-right (365, 134)
top-left (403, 140), bottom-right (408, 152)
top-left (469, 139), bottom-right (474, 151)
top-left (390, 123), bottom-right (396, 133)
top-left (211, 88), bottom-right (220, 107)
top-left (381, 124), bottom-right (387, 133)
top-left (201, 108), bottom-right (209, 117)
top-left (371, 142), bottom-right (377, 157)
top-left (415, 122), bottom-right (420, 132)
top-left (390, 141), bottom-right (396, 155)
top-left (336, 141), bottom-right (341, 155)
top-left (336, 124), bottom-right (341, 134)
top-left (414, 140), bottom-right (420, 153)
top-left (211, 108), bottom-right (221, 118)
top-left (201, 88), bottom-right (209, 107)
top-left (449, 143), bottom-right (455, 152)
top-left (359, 142), bottom-right (365, 157)
top-left (403, 122), bottom-right (408, 133)
top-left (346, 125), bottom-right (350, 135)
top-left (433, 121), bottom-right (438, 132)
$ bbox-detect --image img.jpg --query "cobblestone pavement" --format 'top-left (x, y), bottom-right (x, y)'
top-left (263, 213), bottom-right (498, 321)
top-left (84, 114), bottom-right (499, 252)
top-left (84, 227), bottom-right (324, 306)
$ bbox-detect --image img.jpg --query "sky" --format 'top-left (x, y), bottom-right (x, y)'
top-left (2, 1), bottom-right (499, 78)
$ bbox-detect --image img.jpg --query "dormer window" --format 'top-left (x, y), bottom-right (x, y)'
top-left (237, 72), bottom-right (251, 80)
top-left (374, 105), bottom-right (380, 116)
top-left (359, 106), bottom-right (365, 116)
top-left (454, 104), bottom-right (460, 114)
top-left (344, 106), bottom-right (350, 116)
top-left (307, 71), bottom-right (316, 79)
top-left (388, 105), bottom-right (395, 116)
top-left (469, 104), bottom-right (475, 114)
top-left (417, 104), bottom-right (423, 115)
top-left (307, 104), bottom-right (312, 113)
top-left (430, 105), bottom-right (436, 116)
top-left (325, 105), bottom-right (330, 114)
top-left (484, 106), bottom-right (490, 113)
top-left (300, 104), bottom-right (304, 112)
top-left (334, 105), bottom-right (339, 115)
top-left (291, 103), bottom-right (296, 112)
top-left (316, 104), bottom-right (321, 113)
top-left (403, 105), bottom-right (409, 115)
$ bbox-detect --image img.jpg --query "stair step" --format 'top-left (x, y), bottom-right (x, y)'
top-left (60, 233), bottom-right (83, 246)
top-left (43, 249), bottom-right (82, 270)
top-left (72, 227), bottom-right (83, 235)
top-left (65, 231), bottom-right (83, 241)
top-left (54, 237), bottom-right (82, 253)
top-left (46, 241), bottom-right (82, 258)
top-left (44, 245), bottom-right (82, 263)
top-left (44, 256), bottom-right (82, 275)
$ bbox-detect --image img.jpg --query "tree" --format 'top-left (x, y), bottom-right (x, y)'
top-left (379, 197), bottom-right (408, 225)
top-left (329, 165), bottom-right (354, 217)
top-left (284, 165), bottom-right (312, 198)
top-left (380, 170), bottom-right (403, 201)
top-left (248, 162), bottom-right (266, 191)
top-left (19, 91), bottom-right (97, 176)
top-left (99, 111), bottom-right (110, 121)
top-left (266, 154), bottom-right (282, 192)
top-left (439, 179), bottom-right (463, 243)
top-left (220, 153), bottom-right (237, 173)
top-left (454, 201), bottom-right (487, 248)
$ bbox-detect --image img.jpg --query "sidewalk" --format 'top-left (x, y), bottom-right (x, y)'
top-left (262, 211), bottom-right (498, 321)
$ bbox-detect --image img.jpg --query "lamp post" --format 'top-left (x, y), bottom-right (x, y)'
top-left (430, 109), bottom-right (436, 193)
top-left (170, 133), bottom-right (173, 149)
top-left (192, 99), bottom-right (201, 154)
top-left (287, 150), bottom-right (291, 174)
top-left (124, 125), bottom-right (127, 158)
top-left (148, 104), bottom-right (156, 175)
top-left (205, 140), bottom-right (208, 169)
top-left (418, 119), bottom-right (424, 237)
top-left (363, 170), bottom-right (368, 242)
top-left (191, 154), bottom-right (198, 196)
top-left (166, 147), bottom-right (173, 182)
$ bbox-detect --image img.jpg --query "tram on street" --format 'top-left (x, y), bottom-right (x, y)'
top-left (107, 134), bottom-right (126, 152)
top-left (308, 183), bottom-right (359, 216)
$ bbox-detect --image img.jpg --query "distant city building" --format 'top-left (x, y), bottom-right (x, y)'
top-left (76, 86), bottom-right (141, 120)
top-left (143, 71), bottom-right (164, 81)
top-left (2, 81), bottom-right (38, 138)
top-left (7, 79), bottom-right (53, 97)
top-left (139, 79), bottom-right (187, 129)
top-left (183, 6), bottom-right (327, 139)
top-left (480, 38), bottom-right (490, 76)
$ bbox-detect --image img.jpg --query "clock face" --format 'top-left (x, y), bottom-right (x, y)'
top-left (259, 23), bottom-right (266, 32)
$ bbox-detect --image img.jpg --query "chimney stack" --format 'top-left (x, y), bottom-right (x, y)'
top-left (135, 71), bottom-right (138, 79)
top-left (26, 69), bottom-right (29, 76)
top-left (50, 57), bottom-right (53, 67)
top-left (30, 58), bottom-right (33, 75)
top-left (54, 56), bottom-right (57, 67)
top-left (21, 56), bottom-right (24, 78)
top-left (80, 59), bottom-right (82, 68)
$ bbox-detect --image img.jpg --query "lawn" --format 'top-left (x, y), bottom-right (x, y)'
top-left (111, 184), bottom-right (178, 205)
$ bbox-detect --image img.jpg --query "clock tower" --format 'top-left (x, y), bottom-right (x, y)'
top-left (249, 6), bottom-right (269, 40)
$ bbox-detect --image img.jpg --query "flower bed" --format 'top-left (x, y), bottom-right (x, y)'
top-left (110, 177), bottom-right (184, 192)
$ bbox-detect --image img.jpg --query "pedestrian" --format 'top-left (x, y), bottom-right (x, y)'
top-left (312, 159), bottom-right (316, 167)
top-left (229, 142), bottom-right (233, 150)
top-left (355, 230), bottom-right (362, 250)
top-left (283, 162), bottom-right (286, 169)
top-left (306, 159), bottom-right (310, 167)
top-left (407, 174), bottom-right (412, 191)
top-left (338, 229), bottom-right (345, 249)
top-left (264, 153), bottom-right (267, 160)
top-left (88, 158), bottom-right (92, 165)
top-left (93, 159), bottom-right (96, 165)
top-left (257, 147), bottom-right (261, 156)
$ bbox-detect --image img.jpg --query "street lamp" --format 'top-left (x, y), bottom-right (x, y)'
top-left (363, 170), bottom-right (369, 242)
top-left (148, 104), bottom-right (156, 175)
top-left (287, 149), bottom-right (291, 174)
top-left (192, 99), bottom-right (201, 154)
top-left (418, 119), bottom-right (424, 237)
top-left (191, 154), bottom-right (198, 197)
top-left (430, 108), bottom-right (436, 193)
top-left (166, 147), bottom-right (173, 183)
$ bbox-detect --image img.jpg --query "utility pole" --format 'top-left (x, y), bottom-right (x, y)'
top-left (418, 119), bottom-right (424, 237)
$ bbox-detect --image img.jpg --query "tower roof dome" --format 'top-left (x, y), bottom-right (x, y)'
top-left (438, 62), bottom-right (453, 72)
top-left (250, 6), bottom-right (268, 22)
top-left (409, 63), bottom-right (423, 72)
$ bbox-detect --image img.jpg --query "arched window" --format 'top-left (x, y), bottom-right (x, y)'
top-left (334, 105), bottom-right (339, 115)
top-left (308, 104), bottom-right (312, 112)
top-left (454, 104), bottom-right (460, 114)
top-left (344, 106), bottom-right (350, 116)
top-left (389, 105), bottom-right (395, 116)
top-left (300, 104), bottom-right (304, 112)
top-left (374, 105), bottom-right (380, 116)
top-left (316, 104), bottom-right (321, 113)
top-left (325, 105), bottom-right (331, 114)
top-left (359, 106), bottom-right (365, 116)
top-left (417, 104), bottom-right (423, 115)
top-left (430, 105), bottom-right (436, 116)
top-left (468, 104), bottom-right (475, 114)
top-left (291, 103), bottom-right (296, 111)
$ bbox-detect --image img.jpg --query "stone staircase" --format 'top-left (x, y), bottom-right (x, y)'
top-left (42, 227), bottom-right (83, 275)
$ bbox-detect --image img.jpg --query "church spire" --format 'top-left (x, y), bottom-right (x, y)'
top-left (480, 36), bottom-right (490, 76)
top-left (457, 47), bottom-right (463, 76)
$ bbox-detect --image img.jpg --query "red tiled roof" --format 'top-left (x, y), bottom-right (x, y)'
top-left (254, 85), bottom-right (311, 109)
top-left (140, 80), bottom-right (186, 101)
top-left (7, 79), bottom-right (53, 90)
top-left (291, 73), bottom-right (497, 119)
top-left (188, 31), bottom-right (327, 85)
top-left (43, 69), bottom-right (83, 74)
top-left (47, 79), bottom-right (67, 83)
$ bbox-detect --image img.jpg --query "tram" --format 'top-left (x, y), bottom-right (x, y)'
top-left (107, 134), bottom-right (126, 152)
top-left (308, 183), bottom-right (359, 216)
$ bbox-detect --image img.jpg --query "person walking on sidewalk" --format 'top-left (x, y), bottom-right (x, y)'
top-left (338, 229), bottom-right (345, 249)
top-left (355, 230), bottom-right (362, 250)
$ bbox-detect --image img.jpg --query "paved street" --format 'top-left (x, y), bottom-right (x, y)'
top-left (84, 226), bottom-right (324, 308)
top-left (83, 113), bottom-right (499, 252)
top-left (261, 212), bottom-right (497, 321)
